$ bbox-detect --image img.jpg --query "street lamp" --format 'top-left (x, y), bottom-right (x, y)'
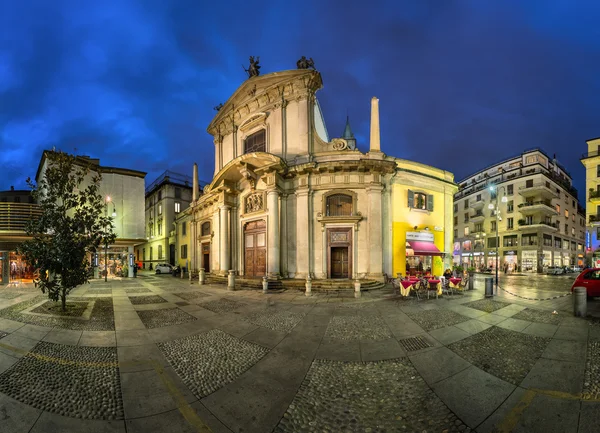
top-left (488, 186), bottom-right (507, 287)
top-left (105, 196), bottom-right (116, 282)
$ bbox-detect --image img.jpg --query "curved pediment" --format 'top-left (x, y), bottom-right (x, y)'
top-left (207, 69), bottom-right (323, 136)
top-left (205, 152), bottom-right (287, 193)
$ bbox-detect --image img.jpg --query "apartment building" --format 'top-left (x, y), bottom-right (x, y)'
top-left (453, 149), bottom-right (585, 273)
top-left (581, 137), bottom-right (600, 266)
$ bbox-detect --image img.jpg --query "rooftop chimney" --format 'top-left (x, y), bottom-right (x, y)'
top-left (369, 97), bottom-right (381, 152)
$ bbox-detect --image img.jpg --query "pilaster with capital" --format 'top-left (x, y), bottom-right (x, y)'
top-left (219, 205), bottom-right (230, 274)
top-left (367, 184), bottom-right (384, 279)
top-left (267, 189), bottom-right (280, 278)
top-left (295, 187), bottom-right (310, 278)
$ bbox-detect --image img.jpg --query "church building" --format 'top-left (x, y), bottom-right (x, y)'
top-left (182, 66), bottom-right (457, 284)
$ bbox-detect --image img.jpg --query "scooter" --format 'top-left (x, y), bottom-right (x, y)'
top-left (172, 265), bottom-right (181, 277)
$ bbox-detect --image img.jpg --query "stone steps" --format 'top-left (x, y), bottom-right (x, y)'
top-left (202, 274), bottom-right (385, 291)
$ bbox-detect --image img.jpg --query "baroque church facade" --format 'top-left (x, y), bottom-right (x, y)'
top-left (181, 67), bottom-right (457, 282)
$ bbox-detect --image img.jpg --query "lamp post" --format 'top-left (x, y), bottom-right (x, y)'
top-left (105, 196), bottom-right (116, 282)
top-left (488, 186), bottom-right (507, 287)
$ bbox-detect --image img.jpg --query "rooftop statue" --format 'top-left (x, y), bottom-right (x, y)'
top-left (244, 56), bottom-right (261, 78)
top-left (296, 56), bottom-right (315, 70)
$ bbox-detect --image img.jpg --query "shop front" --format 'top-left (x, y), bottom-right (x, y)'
top-left (503, 251), bottom-right (518, 272)
top-left (405, 231), bottom-right (445, 276)
top-left (98, 246), bottom-right (132, 278)
top-left (521, 250), bottom-right (537, 272)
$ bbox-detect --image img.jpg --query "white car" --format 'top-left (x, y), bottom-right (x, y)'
top-left (155, 263), bottom-right (173, 274)
top-left (546, 266), bottom-right (564, 275)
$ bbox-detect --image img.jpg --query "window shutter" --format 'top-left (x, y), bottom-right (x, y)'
top-left (427, 194), bottom-right (434, 211)
top-left (407, 190), bottom-right (414, 208)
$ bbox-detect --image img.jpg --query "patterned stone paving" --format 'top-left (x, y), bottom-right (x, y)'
top-left (584, 341), bottom-right (600, 399)
top-left (0, 296), bottom-right (114, 330)
top-left (0, 291), bottom-right (24, 299)
top-left (275, 359), bottom-right (470, 432)
top-left (30, 300), bottom-right (89, 317)
top-left (0, 342), bottom-right (123, 419)
top-left (124, 288), bottom-right (151, 294)
top-left (463, 298), bottom-right (512, 313)
top-left (200, 298), bottom-right (245, 314)
top-left (174, 291), bottom-right (211, 301)
top-left (0, 331), bottom-right (7, 339)
top-left (405, 309), bottom-right (470, 331)
top-left (243, 310), bottom-right (306, 333)
top-left (88, 289), bottom-right (112, 295)
top-left (324, 315), bottom-right (393, 341)
top-left (157, 329), bottom-right (269, 398)
top-left (512, 307), bottom-right (563, 325)
top-left (128, 295), bottom-right (167, 305)
top-left (449, 326), bottom-right (550, 385)
top-left (136, 308), bottom-right (196, 329)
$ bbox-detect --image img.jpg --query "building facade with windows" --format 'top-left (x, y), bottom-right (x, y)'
top-left (183, 68), bottom-right (457, 283)
top-left (453, 149), bottom-right (585, 273)
top-left (135, 171), bottom-right (195, 270)
top-left (581, 137), bottom-right (600, 266)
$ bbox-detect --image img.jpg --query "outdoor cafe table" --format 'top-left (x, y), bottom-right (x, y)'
top-left (449, 277), bottom-right (462, 288)
top-left (399, 280), bottom-right (413, 297)
top-left (428, 279), bottom-right (442, 296)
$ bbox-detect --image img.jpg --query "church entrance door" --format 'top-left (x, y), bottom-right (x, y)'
top-left (327, 228), bottom-right (352, 279)
top-left (244, 220), bottom-right (266, 278)
top-left (331, 247), bottom-right (349, 278)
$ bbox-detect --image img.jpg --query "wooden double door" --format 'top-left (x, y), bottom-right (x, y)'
top-left (244, 220), bottom-right (266, 278)
top-left (328, 228), bottom-right (352, 279)
top-left (331, 247), bottom-right (349, 278)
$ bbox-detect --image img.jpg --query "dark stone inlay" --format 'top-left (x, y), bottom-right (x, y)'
top-left (399, 335), bottom-right (433, 351)
top-left (449, 326), bottom-right (550, 385)
top-left (174, 291), bottom-right (210, 301)
top-left (463, 299), bottom-right (512, 313)
top-left (325, 315), bottom-right (393, 341)
top-left (88, 289), bottom-right (112, 295)
top-left (0, 342), bottom-right (123, 420)
top-left (405, 309), bottom-right (470, 332)
top-left (584, 341), bottom-right (600, 399)
top-left (157, 329), bottom-right (269, 398)
top-left (243, 310), bottom-right (305, 333)
top-left (128, 295), bottom-right (167, 305)
top-left (124, 288), bottom-right (151, 294)
top-left (136, 308), bottom-right (196, 329)
top-left (175, 301), bottom-right (190, 306)
top-left (200, 298), bottom-right (245, 314)
top-left (30, 301), bottom-right (88, 317)
top-left (0, 296), bottom-right (114, 330)
top-left (275, 359), bottom-right (471, 432)
top-left (512, 308), bottom-right (563, 325)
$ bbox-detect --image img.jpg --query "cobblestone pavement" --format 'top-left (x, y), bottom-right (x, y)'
top-left (463, 298), bottom-right (512, 313)
top-left (512, 307), bottom-right (563, 325)
top-left (200, 297), bottom-right (245, 313)
top-left (30, 300), bottom-right (89, 317)
top-left (0, 296), bottom-right (115, 330)
top-left (157, 329), bottom-right (269, 398)
top-left (128, 295), bottom-right (167, 305)
top-left (584, 341), bottom-right (600, 399)
top-left (275, 358), bottom-right (471, 433)
top-left (405, 308), bottom-right (471, 331)
top-left (88, 288), bottom-right (112, 295)
top-left (124, 287), bottom-right (151, 294)
top-left (0, 291), bottom-right (24, 299)
top-left (136, 307), bottom-right (197, 329)
top-left (0, 342), bottom-right (122, 419)
top-left (324, 315), bottom-right (393, 341)
top-left (174, 291), bottom-right (211, 301)
top-left (243, 310), bottom-right (306, 333)
top-left (449, 326), bottom-right (550, 385)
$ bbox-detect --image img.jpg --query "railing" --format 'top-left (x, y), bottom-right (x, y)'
top-left (518, 200), bottom-right (553, 208)
top-left (589, 190), bottom-right (600, 200)
top-left (590, 214), bottom-right (600, 222)
top-left (0, 203), bottom-right (42, 231)
top-left (518, 181), bottom-right (554, 191)
top-left (471, 211), bottom-right (485, 218)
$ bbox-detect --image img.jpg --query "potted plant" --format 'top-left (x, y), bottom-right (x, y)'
top-left (467, 266), bottom-right (476, 276)
top-left (453, 265), bottom-right (464, 276)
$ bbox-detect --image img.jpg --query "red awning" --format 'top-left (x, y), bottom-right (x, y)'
top-left (406, 241), bottom-right (444, 256)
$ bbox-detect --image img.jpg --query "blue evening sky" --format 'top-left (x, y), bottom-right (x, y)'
top-left (1, 0), bottom-right (599, 201)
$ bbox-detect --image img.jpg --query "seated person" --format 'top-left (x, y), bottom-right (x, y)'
top-left (443, 269), bottom-right (453, 279)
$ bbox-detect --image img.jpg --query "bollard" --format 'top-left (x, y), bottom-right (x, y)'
top-left (468, 276), bottom-right (474, 291)
top-left (354, 280), bottom-right (361, 298)
top-left (573, 287), bottom-right (587, 317)
top-left (183, 266), bottom-right (186, 281)
top-left (262, 276), bottom-right (268, 293)
top-left (484, 277), bottom-right (494, 298)
top-left (199, 269), bottom-right (205, 285)
top-left (305, 276), bottom-right (312, 297)
top-left (227, 270), bottom-right (235, 291)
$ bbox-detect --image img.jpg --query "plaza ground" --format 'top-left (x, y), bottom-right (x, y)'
top-left (0, 272), bottom-right (599, 432)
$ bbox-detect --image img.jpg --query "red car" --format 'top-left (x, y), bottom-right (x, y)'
top-left (571, 268), bottom-right (600, 297)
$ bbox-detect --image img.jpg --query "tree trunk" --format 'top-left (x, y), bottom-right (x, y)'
top-left (61, 289), bottom-right (66, 311)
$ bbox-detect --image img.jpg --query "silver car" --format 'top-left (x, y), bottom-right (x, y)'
top-left (155, 263), bottom-right (173, 274)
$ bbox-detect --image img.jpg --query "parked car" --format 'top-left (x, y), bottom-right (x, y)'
top-left (155, 263), bottom-right (173, 274)
top-left (571, 266), bottom-right (582, 273)
top-left (571, 268), bottom-right (600, 298)
top-left (546, 266), bottom-right (564, 275)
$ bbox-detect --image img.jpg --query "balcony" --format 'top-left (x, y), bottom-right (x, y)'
top-left (590, 214), bottom-right (600, 225)
top-left (589, 190), bottom-right (600, 203)
top-left (518, 200), bottom-right (558, 216)
top-left (0, 203), bottom-right (42, 231)
top-left (518, 182), bottom-right (558, 199)
top-left (469, 199), bottom-right (486, 209)
top-left (517, 219), bottom-right (558, 231)
top-left (470, 211), bottom-right (486, 222)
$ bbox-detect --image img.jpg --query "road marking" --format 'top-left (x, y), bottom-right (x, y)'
top-left (0, 340), bottom-right (213, 433)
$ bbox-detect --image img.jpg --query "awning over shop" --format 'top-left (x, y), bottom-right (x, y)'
top-left (406, 241), bottom-right (444, 256)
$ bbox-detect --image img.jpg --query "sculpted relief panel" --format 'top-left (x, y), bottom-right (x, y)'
top-left (245, 193), bottom-right (264, 214)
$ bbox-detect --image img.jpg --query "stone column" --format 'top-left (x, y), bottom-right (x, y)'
top-left (295, 187), bottom-right (309, 278)
top-left (367, 184), bottom-right (384, 279)
top-left (0, 252), bottom-right (9, 285)
top-left (280, 194), bottom-right (288, 278)
top-left (219, 205), bottom-right (230, 274)
top-left (267, 189), bottom-right (280, 278)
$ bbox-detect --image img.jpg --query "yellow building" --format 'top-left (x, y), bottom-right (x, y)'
top-left (391, 159), bottom-right (458, 278)
top-left (581, 137), bottom-right (600, 265)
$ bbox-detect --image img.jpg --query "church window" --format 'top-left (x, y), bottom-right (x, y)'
top-left (244, 130), bottom-right (266, 153)
top-left (201, 222), bottom-right (211, 236)
top-left (326, 194), bottom-right (353, 216)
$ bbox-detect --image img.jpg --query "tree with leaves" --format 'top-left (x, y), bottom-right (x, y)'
top-left (18, 151), bottom-right (116, 311)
